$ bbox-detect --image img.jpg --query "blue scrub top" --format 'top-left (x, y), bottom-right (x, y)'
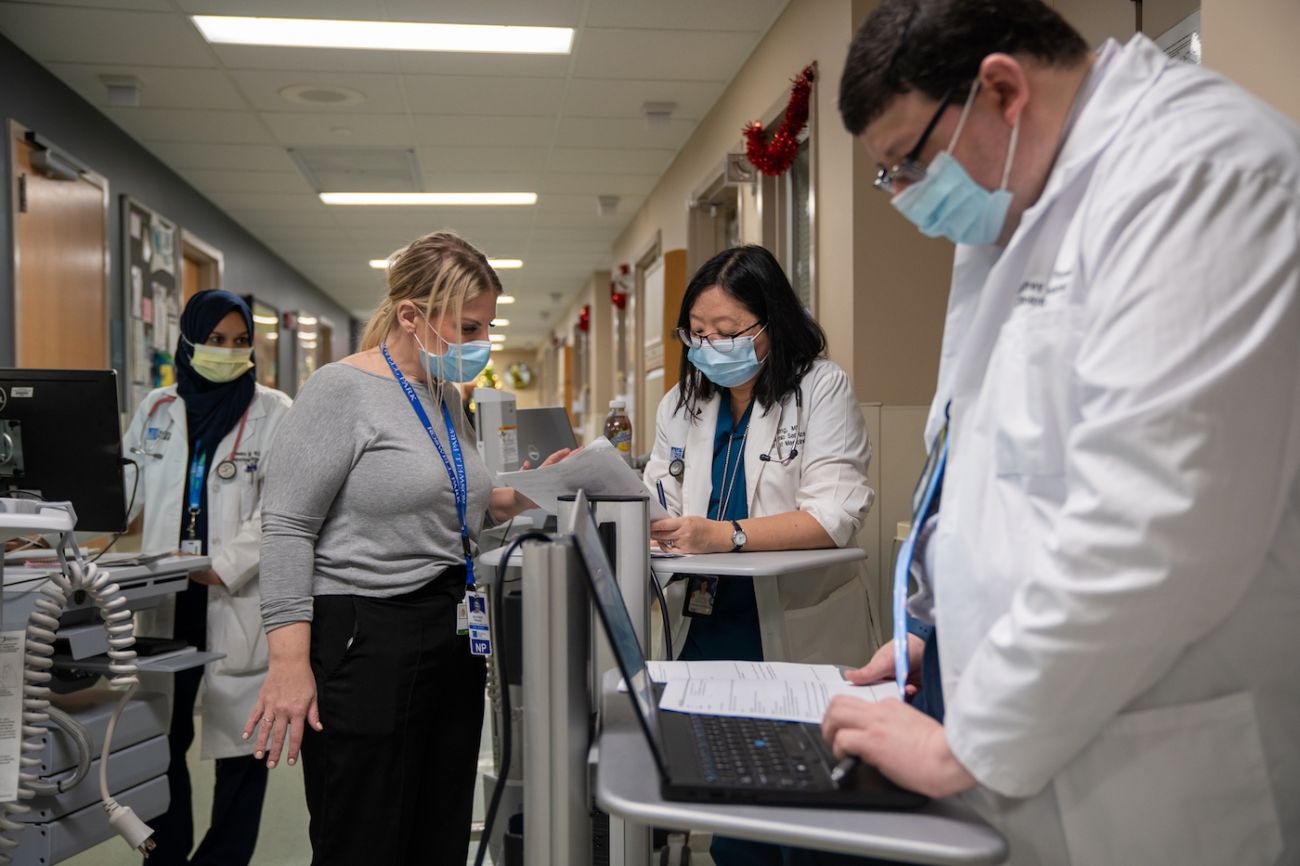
top-left (679, 396), bottom-right (764, 662)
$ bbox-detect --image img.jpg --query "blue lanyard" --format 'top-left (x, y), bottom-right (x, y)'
top-left (185, 450), bottom-right (207, 540)
top-left (381, 343), bottom-right (476, 587)
top-left (893, 409), bottom-right (948, 701)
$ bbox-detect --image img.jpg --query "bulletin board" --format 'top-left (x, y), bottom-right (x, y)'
top-left (121, 196), bottom-right (182, 413)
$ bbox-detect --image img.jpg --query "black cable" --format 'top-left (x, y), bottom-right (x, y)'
top-left (90, 458), bottom-right (139, 564)
top-left (648, 565), bottom-right (673, 655)
top-left (475, 530), bottom-right (552, 866)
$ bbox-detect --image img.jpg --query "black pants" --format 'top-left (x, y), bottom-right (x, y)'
top-left (302, 576), bottom-right (486, 866)
top-left (151, 581), bottom-right (269, 866)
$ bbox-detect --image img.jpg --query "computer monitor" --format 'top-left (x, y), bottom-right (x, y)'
top-left (516, 407), bottom-right (578, 468)
top-left (0, 369), bottom-right (128, 533)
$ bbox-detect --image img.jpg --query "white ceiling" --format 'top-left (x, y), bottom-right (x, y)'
top-left (0, 0), bottom-right (790, 347)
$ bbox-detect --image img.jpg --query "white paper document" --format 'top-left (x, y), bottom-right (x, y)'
top-left (0, 630), bottom-right (26, 803)
top-left (658, 678), bottom-right (899, 726)
top-left (645, 660), bottom-right (849, 685)
top-left (496, 438), bottom-right (670, 520)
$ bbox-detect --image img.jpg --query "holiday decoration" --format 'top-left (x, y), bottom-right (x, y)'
top-left (610, 263), bottom-right (632, 311)
top-left (577, 304), bottom-right (591, 333)
top-left (475, 362), bottom-right (500, 390)
top-left (744, 65), bottom-right (815, 176)
top-left (507, 361), bottom-right (534, 389)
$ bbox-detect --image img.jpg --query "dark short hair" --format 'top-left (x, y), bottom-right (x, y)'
top-left (839, 0), bottom-right (1089, 135)
top-left (675, 245), bottom-right (826, 418)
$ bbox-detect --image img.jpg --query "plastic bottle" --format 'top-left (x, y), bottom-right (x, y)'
top-left (603, 398), bottom-right (633, 464)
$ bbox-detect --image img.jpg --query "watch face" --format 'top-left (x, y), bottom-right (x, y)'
top-left (733, 529), bottom-right (747, 547)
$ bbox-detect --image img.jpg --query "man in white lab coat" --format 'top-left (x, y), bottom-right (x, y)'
top-left (823, 1), bottom-right (1300, 864)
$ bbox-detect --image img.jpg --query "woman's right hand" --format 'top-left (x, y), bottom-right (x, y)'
top-left (243, 623), bottom-right (322, 768)
top-left (844, 633), bottom-right (926, 695)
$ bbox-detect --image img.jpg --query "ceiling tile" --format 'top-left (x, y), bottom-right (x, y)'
top-left (210, 44), bottom-right (400, 74)
top-left (32, 0), bottom-right (172, 9)
top-left (172, 0), bottom-right (385, 15)
top-left (103, 107), bottom-right (275, 144)
top-left (562, 78), bottom-right (724, 120)
top-left (205, 191), bottom-right (324, 212)
top-left (260, 112), bottom-right (415, 147)
top-left (537, 173), bottom-right (657, 195)
top-left (0, 5), bottom-right (214, 66)
top-left (415, 146), bottom-right (548, 173)
top-left (554, 117), bottom-right (694, 150)
top-left (545, 147), bottom-right (674, 175)
top-left (380, 0), bottom-right (585, 26)
top-left (396, 52), bottom-right (569, 78)
top-left (227, 69), bottom-right (407, 113)
top-left (178, 168), bottom-right (315, 194)
top-left (143, 141), bottom-right (298, 171)
top-left (572, 29), bottom-right (758, 82)
top-left (584, 0), bottom-right (788, 31)
top-left (411, 114), bottom-right (553, 147)
top-left (417, 172), bottom-right (542, 192)
top-left (403, 75), bottom-right (565, 117)
top-left (44, 63), bottom-right (247, 111)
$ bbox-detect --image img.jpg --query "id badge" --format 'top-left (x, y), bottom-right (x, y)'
top-left (181, 539), bottom-right (203, 556)
top-left (456, 601), bottom-right (469, 635)
top-left (466, 590), bottom-right (492, 656)
top-left (682, 575), bottom-right (717, 617)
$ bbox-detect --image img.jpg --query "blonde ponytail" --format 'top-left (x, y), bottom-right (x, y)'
top-left (359, 231), bottom-right (502, 351)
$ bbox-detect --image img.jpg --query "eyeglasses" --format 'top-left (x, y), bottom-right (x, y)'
top-left (674, 322), bottom-right (765, 353)
top-left (873, 87), bottom-right (957, 195)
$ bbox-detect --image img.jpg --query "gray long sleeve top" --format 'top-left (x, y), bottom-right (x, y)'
top-left (259, 362), bottom-right (492, 631)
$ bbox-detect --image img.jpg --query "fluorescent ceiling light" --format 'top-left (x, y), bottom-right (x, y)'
top-left (266, 332), bottom-right (279, 340)
top-left (491, 318), bottom-right (510, 327)
top-left (497, 295), bottom-right (516, 304)
top-left (251, 314), bottom-right (278, 325)
top-left (490, 344), bottom-right (504, 352)
top-left (489, 334), bottom-right (507, 343)
top-left (323, 192), bottom-right (536, 206)
top-left (191, 16), bottom-right (574, 54)
top-left (371, 257), bottom-right (523, 269)
top-left (298, 315), bottom-right (318, 326)
top-left (299, 330), bottom-right (319, 341)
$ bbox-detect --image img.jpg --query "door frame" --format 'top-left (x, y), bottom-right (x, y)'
top-left (180, 227), bottom-right (224, 301)
top-left (8, 119), bottom-right (112, 368)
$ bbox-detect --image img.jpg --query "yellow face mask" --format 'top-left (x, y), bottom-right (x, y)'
top-left (190, 344), bottom-right (254, 383)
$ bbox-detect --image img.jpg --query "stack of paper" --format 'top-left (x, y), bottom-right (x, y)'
top-left (642, 661), bottom-right (900, 725)
top-left (496, 438), bottom-right (671, 520)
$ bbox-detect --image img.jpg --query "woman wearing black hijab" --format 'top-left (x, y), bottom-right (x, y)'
top-left (123, 290), bottom-right (292, 866)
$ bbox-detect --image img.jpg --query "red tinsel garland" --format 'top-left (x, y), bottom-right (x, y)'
top-left (744, 65), bottom-right (815, 177)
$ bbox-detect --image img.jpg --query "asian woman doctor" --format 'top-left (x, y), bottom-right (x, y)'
top-left (123, 290), bottom-right (292, 866)
top-left (645, 245), bottom-right (879, 666)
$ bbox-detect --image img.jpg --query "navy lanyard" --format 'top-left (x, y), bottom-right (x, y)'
top-left (381, 343), bottom-right (476, 588)
top-left (185, 450), bottom-right (207, 540)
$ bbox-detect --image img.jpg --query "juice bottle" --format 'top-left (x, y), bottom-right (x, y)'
top-left (603, 398), bottom-right (633, 464)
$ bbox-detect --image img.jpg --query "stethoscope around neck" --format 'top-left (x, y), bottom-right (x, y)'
top-left (129, 395), bottom-right (252, 480)
top-left (666, 386), bottom-right (804, 478)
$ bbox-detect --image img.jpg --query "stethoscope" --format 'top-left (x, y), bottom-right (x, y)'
top-left (129, 395), bottom-right (253, 481)
top-left (667, 387), bottom-right (804, 478)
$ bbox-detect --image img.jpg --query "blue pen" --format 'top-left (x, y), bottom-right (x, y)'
top-left (656, 479), bottom-right (668, 509)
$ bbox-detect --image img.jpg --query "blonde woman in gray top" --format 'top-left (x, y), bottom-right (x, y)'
top-left (246, 232), bottom-right (567, 865)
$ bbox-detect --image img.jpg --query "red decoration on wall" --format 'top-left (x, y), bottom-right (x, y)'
top-left (743, 65), bottom-right (815, 177)
top-left (577, 304), bottom-right (591, 333)
top-left (610, 262), bottom-right (631, 311)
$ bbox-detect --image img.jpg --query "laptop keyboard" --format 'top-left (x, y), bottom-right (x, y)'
top-left (689, 715), bottom-right (827, 789)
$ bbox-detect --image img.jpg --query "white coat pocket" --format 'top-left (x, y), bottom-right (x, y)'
top-left (1053, 691), bottom-right (1282, 866)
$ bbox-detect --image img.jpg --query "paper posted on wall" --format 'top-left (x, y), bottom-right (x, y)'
top-left (0, 630), bottom-right (26, 803)
top-left (496, 437), bottom-right (671, 520)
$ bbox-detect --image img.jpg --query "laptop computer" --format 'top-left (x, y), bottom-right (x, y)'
top-left (566, 491), bottom-right (928, 810)
top-left (515, 407), bottom-right (578, 469)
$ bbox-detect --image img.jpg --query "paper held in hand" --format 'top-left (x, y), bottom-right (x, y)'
top-left (496, 438), bottom-right (671, 520)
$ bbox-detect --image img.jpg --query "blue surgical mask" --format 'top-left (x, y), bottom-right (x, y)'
top-left (414, 333), bottom-right (491, 383)
top-left (891, 80), bottom-right (1020, 246)
top-left (688, 333), bottom-right (765, 388)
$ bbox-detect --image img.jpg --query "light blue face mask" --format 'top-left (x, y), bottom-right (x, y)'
top-left (414, 326), bottom-right (491, 383)
top-left (891, 81), bottom-right (1020, 246)
top-left (687, 329), bottom-right (766, 389)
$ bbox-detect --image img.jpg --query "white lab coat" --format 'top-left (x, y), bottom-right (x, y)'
top-left (645, 359), bottom-right (879, 664)
top-left (916, 36), bottom-right (1300, 864)
top-left (123, 383), bottom-right (293, 759)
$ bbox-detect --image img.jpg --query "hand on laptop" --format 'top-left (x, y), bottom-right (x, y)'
top-left (822, 696), bottom-right (975, 799)
top-left (843, 634), bottom-right (924, 696)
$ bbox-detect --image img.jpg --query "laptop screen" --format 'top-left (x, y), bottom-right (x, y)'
top-left (565, 492), bottom-right (669, 774)
top-left (516, 407), bottom-right (578, 468)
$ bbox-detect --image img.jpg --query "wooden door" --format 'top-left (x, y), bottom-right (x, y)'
top-left (11, 125), bottom-right (109, 368)
top-left (181, 253), bottom-right (201, 303)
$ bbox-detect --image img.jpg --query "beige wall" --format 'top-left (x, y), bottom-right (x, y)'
top-left (1051, 0), bottom-right (1199, 48)
top-left (1203, 0), bottom-right (1300, 122)
top-left (543, 270), bottom-right (613, 444)
top-left (486, 348), bottom-right (544, 411)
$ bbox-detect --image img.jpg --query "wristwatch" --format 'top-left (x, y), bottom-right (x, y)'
top-left (730, 520), bottom-right (748, 553)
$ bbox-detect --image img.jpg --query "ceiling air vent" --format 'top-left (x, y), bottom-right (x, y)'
top-left (289, 147), bottom-right (422, 193)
